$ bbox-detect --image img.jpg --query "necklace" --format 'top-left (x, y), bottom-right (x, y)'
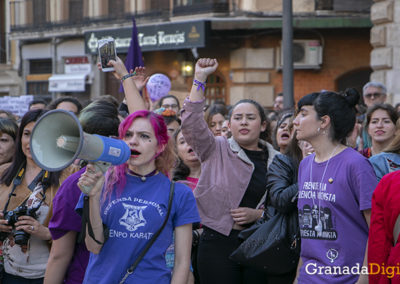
top-left (126, 169), bottom-right (158, 182)
top-left (309, 144), bottom-right (340, 234)
top-left (309, 144), bottom-right (340, 188)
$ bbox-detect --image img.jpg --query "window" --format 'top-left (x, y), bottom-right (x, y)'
top-left (204, 73), bottom-right (227, 105)
top-left (109, 0), bottom-right (124, 18)
top-left (27, 82), bottom-right (50, 95)
top-left (33, 0), bottom-right (48, 26)
top-left (30, 59), bottom-right (52, 74)
top-left (69, 0), bottom-right (83, 23)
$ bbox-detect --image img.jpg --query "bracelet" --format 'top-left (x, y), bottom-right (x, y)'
top-left (121, 71), bottom-right (136, 83)
top-left (193, 79), bottom-right (206, 92)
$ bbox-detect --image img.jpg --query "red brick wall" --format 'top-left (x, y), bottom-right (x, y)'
top-left (142, 29), bottom-right (372, 107)
top-left (270, 30), bottom-right (372, 102)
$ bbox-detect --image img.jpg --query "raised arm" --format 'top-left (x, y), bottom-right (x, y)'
top-left (102, 57), bottom-right (147, 113)
top-left (181, 58), bottom-right (220, 162)
top-left (189, 58), bottom-right (218, 102)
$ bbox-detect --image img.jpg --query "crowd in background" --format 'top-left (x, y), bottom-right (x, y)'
top-left (0, 56), bottom-right (398, 284)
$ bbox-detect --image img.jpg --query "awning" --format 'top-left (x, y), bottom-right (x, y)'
top-left (48, 73), bottom-right (87, 92)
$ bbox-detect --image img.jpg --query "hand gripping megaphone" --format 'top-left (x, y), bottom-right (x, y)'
top-left (30, 110), bottom-right (130, 192)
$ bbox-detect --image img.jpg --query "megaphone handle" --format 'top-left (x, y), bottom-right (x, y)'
top-left (80, 162), bottom-right (111, 195)
top-left (93, 161), bottom-right (111, 174)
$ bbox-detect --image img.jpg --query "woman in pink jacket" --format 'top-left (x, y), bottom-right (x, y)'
top-left (181, 58), bottom-right (279, 284)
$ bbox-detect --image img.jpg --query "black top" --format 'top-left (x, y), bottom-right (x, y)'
top-left (239, 146), bottom-right (268, 208)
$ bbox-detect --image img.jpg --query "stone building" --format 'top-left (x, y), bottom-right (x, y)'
top-left (3, 0), bottom-right (374, 107)
top-left (370, 0), bottom-right (400, 104)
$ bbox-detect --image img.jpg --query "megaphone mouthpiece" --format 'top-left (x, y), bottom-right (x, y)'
top-left (57, 135), bottom-right (80, 152)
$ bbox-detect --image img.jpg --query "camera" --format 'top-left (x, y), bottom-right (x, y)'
top-left (0, 205), bottom-right (39, 245)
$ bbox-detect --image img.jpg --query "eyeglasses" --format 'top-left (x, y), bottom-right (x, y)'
top-left (364, 93), bottom-right (385, 99)
top-left (161, 104), bottom-right (178, 109)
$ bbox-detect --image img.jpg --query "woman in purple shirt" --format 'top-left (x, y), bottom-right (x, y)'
top-left (293, 89), bottom-right (377, 283)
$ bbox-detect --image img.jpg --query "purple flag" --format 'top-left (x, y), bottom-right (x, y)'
top-left (119, 17), bottom-right (144, 93)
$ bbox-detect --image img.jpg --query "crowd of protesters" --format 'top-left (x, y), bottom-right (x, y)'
top-left (0, 56), bottom-right (398, 284)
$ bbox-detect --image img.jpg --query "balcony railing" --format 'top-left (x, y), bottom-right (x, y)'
top-left (9, 0), bottom-right (371, 32)
top-left (173, 0), bottom-right (229, 15)
top-left (315, 0), bottom-right (373, 12)
top-left (10, 0), bottom-right (230, 32)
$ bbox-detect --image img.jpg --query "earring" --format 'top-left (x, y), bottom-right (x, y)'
top-left (317, 127), bottom-right (320, 132)
top-left (322, 129), bottom-right (327, 135)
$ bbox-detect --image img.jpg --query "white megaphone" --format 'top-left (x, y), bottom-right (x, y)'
top-left (30, 110), bottom-right (130, 190)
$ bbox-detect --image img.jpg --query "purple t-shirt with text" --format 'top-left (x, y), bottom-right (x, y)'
top-left (49, 168), bottom-right (89, 284)
top-left (297, 148), bottom-right (377, 283)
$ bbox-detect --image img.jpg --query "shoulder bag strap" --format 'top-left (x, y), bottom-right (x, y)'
top-left (119, 181), bottom-right (175, 284)
top-left (78, 195), bottom-right (109, 245)
top-left (393, 214), bottom-right (400, 246)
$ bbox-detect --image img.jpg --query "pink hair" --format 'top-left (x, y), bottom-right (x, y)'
top-left (103, 110), bottom-right (169, 201)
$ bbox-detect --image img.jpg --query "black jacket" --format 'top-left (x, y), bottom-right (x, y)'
top-left (265, 154), bottom-right (298, 215)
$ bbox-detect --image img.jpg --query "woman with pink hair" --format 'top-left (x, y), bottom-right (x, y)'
top-left (76, 110), bottom-right (200, 284)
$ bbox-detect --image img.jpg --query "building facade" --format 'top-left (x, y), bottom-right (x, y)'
top-left (370, 0), bottom-right (400, 104)
top-left (4, 0), bottom-right (374, 107)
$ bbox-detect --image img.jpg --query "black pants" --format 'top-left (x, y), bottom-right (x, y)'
top-left (196, 227), bottom-right (296, 284)
top-left (3, 272), bottom-right (43, 284)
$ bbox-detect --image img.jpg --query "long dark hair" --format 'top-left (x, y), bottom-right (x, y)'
top-left (313, 88), bottom-right (359, 144)
top-left (0, 109), bottom-right (61, 187)
top-left (284, 131), bottom-right (303, 176)
top-left (172, 128), bottom-right (191, 181)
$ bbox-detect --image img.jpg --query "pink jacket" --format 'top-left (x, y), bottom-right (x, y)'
top-left (181, 98), bottom-right (278, 236)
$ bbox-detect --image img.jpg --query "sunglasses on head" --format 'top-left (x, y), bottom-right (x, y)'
top-left (364, 93), bottom-right (385, 99)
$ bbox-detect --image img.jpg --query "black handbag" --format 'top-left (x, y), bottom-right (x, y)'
top-left (229, 207), bottom-right (300, 275)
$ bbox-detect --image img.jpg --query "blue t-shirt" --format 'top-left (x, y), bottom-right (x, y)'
top-left (76, 173), bottom-right (200, 284)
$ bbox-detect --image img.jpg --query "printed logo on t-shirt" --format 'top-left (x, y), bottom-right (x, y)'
top-left (326, 248), bottom-right (339, 263)
top-left (103, 196), bottom-right (166, 240)
top-left (298, 204), bottom-right (338, 240)
top-left (119, 203), bottom-right (147, 231)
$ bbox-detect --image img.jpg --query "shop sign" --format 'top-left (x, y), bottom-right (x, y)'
top-left (85, 21), bottom-right (207, 54)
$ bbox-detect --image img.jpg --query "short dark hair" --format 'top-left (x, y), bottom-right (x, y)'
top-left (29, 99), bottom-right (47, 109)
top-left (297, 92), bottom-right (320, 110)
top-left (79, 101), bottom-right (120, 137)
top-left (48, 97), bottom-right (83, 113)
top-left (0, 110), bottom-right (16, 122)
top-left (157, 95), bottom-right (180, 110)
